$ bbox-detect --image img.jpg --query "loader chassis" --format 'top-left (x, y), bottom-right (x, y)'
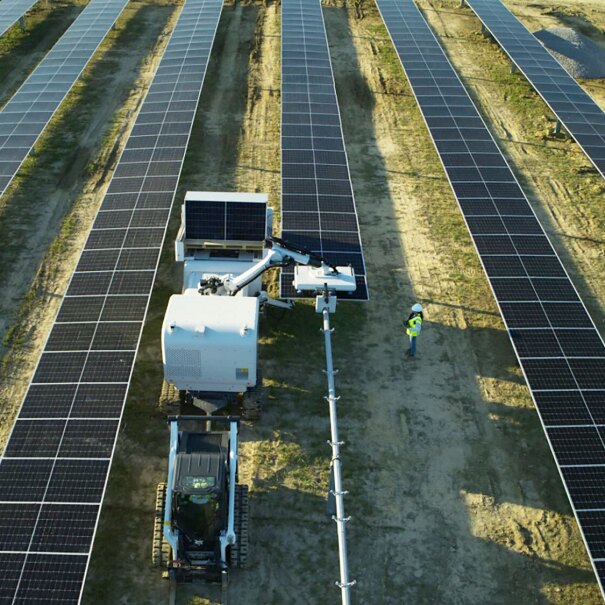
top-left (152, 417), bottom-right (248, 583)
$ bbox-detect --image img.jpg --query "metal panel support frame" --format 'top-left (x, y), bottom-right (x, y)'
top-left (319, 291), bottom-right (356, 605)
top-left (19, 16), bottom-right (25, 31)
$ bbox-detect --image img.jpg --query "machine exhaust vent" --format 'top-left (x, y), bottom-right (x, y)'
top-left (167, 349), bottom-right (202, 377)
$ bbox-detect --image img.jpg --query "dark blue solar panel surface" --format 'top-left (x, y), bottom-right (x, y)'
top-left (280, 0), bottom-right (368, 299)
top-left (0, 0), bottom-right (39, 37)
top-left (0, 0), bottom-right (223, 601)
top-left (465, 0), bottom-right (605, 178)
top-left (375, 0), bottom-right (605, 595)
top-left (184, 199), bottom-right (267, 241)
top-left (0, 0), bottom-right (129, 199)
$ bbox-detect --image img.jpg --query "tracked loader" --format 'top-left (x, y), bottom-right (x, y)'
top-left (153, 416), bottom-right (247, 586)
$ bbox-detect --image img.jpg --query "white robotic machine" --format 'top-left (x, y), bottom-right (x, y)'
top-left (161, 191), bottom-right (356, 416)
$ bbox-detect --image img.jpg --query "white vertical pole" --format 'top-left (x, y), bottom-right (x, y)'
top-left (322, 305), bottom-right (355, 605)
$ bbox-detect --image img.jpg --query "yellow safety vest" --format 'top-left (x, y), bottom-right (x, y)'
top-left (406, 315), bottom-right (422, 337)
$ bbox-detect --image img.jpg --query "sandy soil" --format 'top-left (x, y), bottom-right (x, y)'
top-left (0, 0), bottom-right (603, 604)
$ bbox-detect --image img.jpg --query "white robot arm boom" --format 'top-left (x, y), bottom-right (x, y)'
top-left (198, 237), bottom-right (339, 296)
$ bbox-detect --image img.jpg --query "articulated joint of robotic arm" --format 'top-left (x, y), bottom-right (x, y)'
top-left (266, 236), bottom-right (339, 273)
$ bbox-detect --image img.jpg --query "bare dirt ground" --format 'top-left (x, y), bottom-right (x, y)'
top-left (0, 0), bottom-right (604, 604)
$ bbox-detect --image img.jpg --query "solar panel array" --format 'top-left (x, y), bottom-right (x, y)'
top-left (184, 198), bottom-right (267, 241)
top-left (0, 0), bottom-right (39, 38)
top-left (280, 0), bottom-right (368, 299)
top-left (375, 0), bottom-right (605, 596)
top-left (0, 0), bottom-right (129, 198)
top-left (465, 0), bottom-right (605, 178)
top-left (0, 0), bottom-right (224, 601)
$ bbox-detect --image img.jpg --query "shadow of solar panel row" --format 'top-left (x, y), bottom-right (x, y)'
top-left (0, 0), bottom-right (129, 199)
top-left (0, 0), bottom-right (39, 37)
top-left (465, 0), bottom-right (605, 178)
top-left (0, 0), bottom-right (223, 601)
top-left (280, 0), bottom-right (368, 300)
top-left (375, 0), bottom-right (605, 594)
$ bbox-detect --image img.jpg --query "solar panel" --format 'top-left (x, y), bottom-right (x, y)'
top-left (375, 0), bottom-right (605, 596)
top-left (0, 0), bottom-right (129, 199)
top-left (0, 0), bottom-right (224, 601)
top-left (184, 197), bottom-right (267, 241)
top-left (464, 0), bottom-right (605, 179)
top-left (280, 0), bottom-right (368, 300)
top-left (0, 0), bottom-right (39, 38)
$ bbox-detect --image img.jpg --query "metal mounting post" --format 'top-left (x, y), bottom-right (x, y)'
top-left (510, 61), bottom-right (517, 74)
top-left (19, 16), bottom-right (25, 31)
top-left (321, 297), bottom-right (355, 605)
top-left (555, 120), bottom-right (561, 135)
top-left (459, 0), bottom-right (465, 7)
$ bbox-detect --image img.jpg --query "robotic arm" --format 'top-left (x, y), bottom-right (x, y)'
top-left (198, 237), bottom-right (340, 296)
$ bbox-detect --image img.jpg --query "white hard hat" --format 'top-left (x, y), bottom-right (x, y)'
top-left (411, 303), bottom-right (423, 312)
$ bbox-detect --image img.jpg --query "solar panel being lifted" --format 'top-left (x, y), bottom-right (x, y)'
top-left (0, 0), bottom-right (224, 601)
top-left (464, 0), bottom-right (605, 178)
top-left (0, 0), bottom-right (39, 38)
top-left (280, 0), bottom-right (368, 299)
top-left (375, 0), bottom-right (605, 597)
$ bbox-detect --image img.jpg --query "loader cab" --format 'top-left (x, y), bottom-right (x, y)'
top-left (171, 429), bottom-right (229, 573)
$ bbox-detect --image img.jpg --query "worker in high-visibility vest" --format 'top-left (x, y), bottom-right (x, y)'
top-left (405, 303), bottom-right (424, 357)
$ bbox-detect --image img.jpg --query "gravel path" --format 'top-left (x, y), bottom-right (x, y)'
top-left (534, 26), bottom-right (605, 79)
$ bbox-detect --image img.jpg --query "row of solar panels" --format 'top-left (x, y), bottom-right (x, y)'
top-left (0, 0), bottom-right (130, 196)
top-left (0, 0), bottom-right (39, 38)
top-left (465, 0), bottom-right (605, 178)
top-left (280, 0), bottom-right (368, 299)
top-left (0, 0), bottom-right (225, 602)
top-left (374, 0), bottom-right (605, 599)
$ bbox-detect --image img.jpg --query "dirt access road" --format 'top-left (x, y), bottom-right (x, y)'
top-left (80, 0), bottom-right (604, 604)
top-left (0, 0), bottom-right (602, 603)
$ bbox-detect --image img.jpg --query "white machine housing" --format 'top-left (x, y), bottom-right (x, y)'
top-left (163, 192), bottom-right (271, 394)
top-left (163, 295), bottom-right (258, 392)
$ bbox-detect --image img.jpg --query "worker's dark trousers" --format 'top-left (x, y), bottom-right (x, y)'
top-left (409, 335), bottom-right (417, 357)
